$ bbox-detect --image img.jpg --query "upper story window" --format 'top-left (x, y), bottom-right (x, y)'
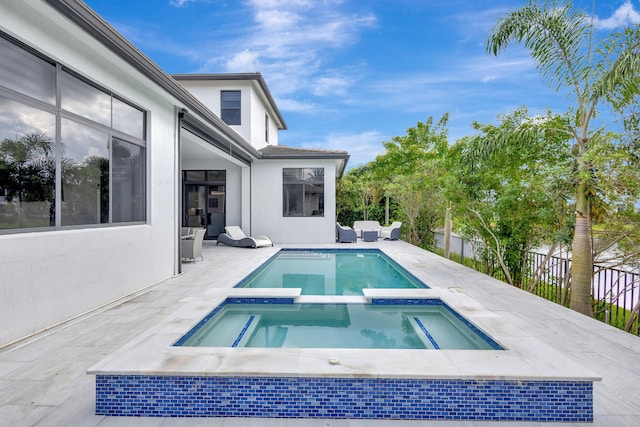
top-left (0, 33), bottom-right (147, 233)
top-left (282, 168), bottom-right (324, 217)
top-left (265, 113), bottom-right (269, 144)
top-left (221, 90), bottom-right (241, 125)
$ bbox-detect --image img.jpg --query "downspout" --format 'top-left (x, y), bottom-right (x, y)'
top-left (249, 160), bottom-right (252, 236)
top-left (176, 108), bottom-right (185, 275)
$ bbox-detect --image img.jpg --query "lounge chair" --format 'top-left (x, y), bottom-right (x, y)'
top-left (217, 226), bottom-right (273, 248)
top-left (336, 223), bottom-right (357, 243)
top-left (380, 222), bottom-right (402, 240)
top-left (181, 228), bottom-right (206, 262)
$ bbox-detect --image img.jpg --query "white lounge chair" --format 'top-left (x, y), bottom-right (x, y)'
top-left (216, 226), bottom-right (273, 248)
top-left (380, 222), bottom-right (402, 240)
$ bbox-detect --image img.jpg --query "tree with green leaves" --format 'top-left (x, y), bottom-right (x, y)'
top-left (370, 115), bottom-right (451, 248)
top-left (486, 0), bottom-right (640, 316)
top-left (455, 107), bottom-right (572, 287)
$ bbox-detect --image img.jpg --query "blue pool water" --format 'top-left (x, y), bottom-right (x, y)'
top-left (236, 249), bottom-right (427, 295)
top-left (176, 300), bottom-right (503, 350)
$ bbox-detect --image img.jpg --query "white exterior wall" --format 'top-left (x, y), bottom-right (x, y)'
top-left (251, 160), bottom-right (337, 244)
top-left (0, 1), bottom-right (181, 345)
top-left (249, 89), bottom-right (273, 149)
top-left (178, 80), bottom-right (279, 149)
top-left (178, 81), bottom-right (253, 144)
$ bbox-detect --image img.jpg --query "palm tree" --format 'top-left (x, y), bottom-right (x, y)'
top-left (486, 0), bottom-right (640, 316)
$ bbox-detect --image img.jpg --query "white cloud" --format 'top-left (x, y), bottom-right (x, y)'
top-left (275, 98), bottom-right (316, 112)
top-left (594, 1), bottom-right (640, 29)
top-left (169, 0), bottom-right (202, 7)
top-left (225, 49), bottom-right (261, 72)
top-left (255, 9), bottom-right (302, 28)
top-left (216, 0), bottom-right (376, 97)
top-left (312, 75), bottom-right (352, 96)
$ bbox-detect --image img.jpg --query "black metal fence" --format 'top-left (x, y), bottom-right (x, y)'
top-left (433, 232), bottom-right (640, 335)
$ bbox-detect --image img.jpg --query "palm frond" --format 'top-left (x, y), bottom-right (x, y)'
top-left (591, 26), bottom-right (640, 108)
top-left (487, 0), bottom-right (591, 97)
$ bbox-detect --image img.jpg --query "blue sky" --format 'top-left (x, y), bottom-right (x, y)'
top-left (84, 0), bottom-right (640, 168)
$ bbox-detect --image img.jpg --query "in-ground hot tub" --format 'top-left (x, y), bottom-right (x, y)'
top-left (88, 249), bottom-right (599, 422)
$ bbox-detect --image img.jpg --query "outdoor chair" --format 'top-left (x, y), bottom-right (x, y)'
top-left (336, 223), bottom-right (357, 243)
top-left (181, 228), bottom-right (206, 262)
top-left (216, 226), bottom-right (273, 248)
top-left (353, 220), bottom-right (382, 238)
top-left (380, 222), bottom-right (402, 240)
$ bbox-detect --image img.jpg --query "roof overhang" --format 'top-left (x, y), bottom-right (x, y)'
top-left (259, 145), bottom-right (350, 177)
top-left (172, 73), bottom-right (288, 131)
top-left (45, 0), bottom-right (261, 161)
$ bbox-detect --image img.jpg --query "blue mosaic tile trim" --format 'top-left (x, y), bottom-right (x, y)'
top-left (173, 300), bottom-right (229, 346)
top-left (95, 375), bottom-right (593, 422)
top-left (224, 297), bottom-right (295, 305)
top-left (441, 303), bottom-right (504, 350)
top-left (232, 315), bottom-right (255, 347)
top-left (413, 317), bottom-right (440, 349)
top-left (370, 298), bottom-right (504, 350)
top-left (279, 248), bottom-right (380, 254)
top-left (371, 297), bottom-right (443, 305)
top-left (174, 297), bottom-right (294, 346)
top-left (234, 248), bottom-right (429, 289)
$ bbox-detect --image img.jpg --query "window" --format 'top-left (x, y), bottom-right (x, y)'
top-left (283, 168), bottom-right (324, 217)
top-left (112, 138), bottom-right (146, 222)
top-left (0, 97), bottom-right (56, 229)
top-left (221, 90), bottom-right (241, 125)
top-left (265, 113), bottom-right (269, 144)
top-left (0, 32), bottom-right (146, 232)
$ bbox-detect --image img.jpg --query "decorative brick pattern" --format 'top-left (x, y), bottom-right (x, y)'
top-left (95, 375), bottom-right (593, 422)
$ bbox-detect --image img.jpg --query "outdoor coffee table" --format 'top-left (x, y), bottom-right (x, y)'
top-left (362, 230), bottom-right (378, 242)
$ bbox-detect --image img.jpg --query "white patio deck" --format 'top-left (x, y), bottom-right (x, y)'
top-left (1, 239), bottom-right (639, 426)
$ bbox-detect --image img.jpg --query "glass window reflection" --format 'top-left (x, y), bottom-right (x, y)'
top-left (282, 168), bottom-right (325, 217)
top-left (0, 34), bottom-right (148, 232)
top-left (112, 97), bottom-right (145, 140)
top-left (0, 36), bottom-right (55, 105)
top-left (0, 97), bottom-right (56, 229)
top-left (61, 71), bottom-right (111, 127)
top-left (112, 138), bottom-right (145, 222)
top-left (61, 119), bottom-right (109, 226)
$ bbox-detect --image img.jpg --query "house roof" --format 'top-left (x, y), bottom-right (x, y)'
top-left (259, 145), bottom-right (350, 177)
top-left (44, 0), bottom-right (349, 174)
top-left (172, 73), bottom-right (287, 131)
top-left (46, 0), bottom-right (261, 163)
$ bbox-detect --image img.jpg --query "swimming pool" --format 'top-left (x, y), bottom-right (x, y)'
top-left (89, 245), bottom-right (598, 422)
top-left (175, 300), bottom-right (503, 350)
top-left (236, 248), bottom-right (427, 295)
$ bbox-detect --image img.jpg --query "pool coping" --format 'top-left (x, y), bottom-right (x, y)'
top-left (87, 246), bottom-right (601, 421)
top-left (87, 286), bottom-right (600, 383)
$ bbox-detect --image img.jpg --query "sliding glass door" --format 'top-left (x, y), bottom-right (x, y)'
top-left (183, 171), bottom-right (225, 240)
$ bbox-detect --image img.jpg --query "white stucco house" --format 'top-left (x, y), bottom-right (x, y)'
top-left (0, 0), bottom-right (349, 347)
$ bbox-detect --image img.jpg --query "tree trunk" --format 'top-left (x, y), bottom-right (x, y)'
top-left (443, 207), bottom-right (452, 259)
top-left (570, 185), bottom-right (594, 317)
top-left (385, 196), bottom-right (389, 225)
